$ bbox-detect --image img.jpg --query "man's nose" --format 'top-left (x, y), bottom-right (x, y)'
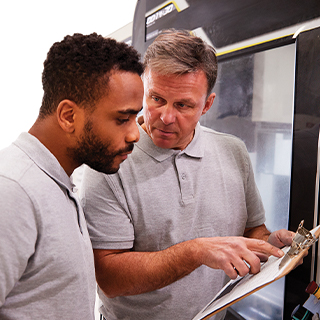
top-left (126, 121), bottom-right (140, 143)
top-left (160, 104), bottom-right (176, 125)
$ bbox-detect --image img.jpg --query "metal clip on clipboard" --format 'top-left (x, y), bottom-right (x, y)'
top-left (279, 220), bottom-right (316, 269)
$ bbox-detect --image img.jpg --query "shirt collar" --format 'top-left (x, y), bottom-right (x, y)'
top-left (13, 132), bottom-right (75, 191)
top-left (136, 122), bottom-right (205, 162)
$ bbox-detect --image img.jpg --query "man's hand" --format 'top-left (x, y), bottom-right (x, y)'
top-left (268, 229), bottom-right (295, 248)
top-left (243, 224), bottom-right (293, 265)
top-left (196, 236), bottom-right (284, 280)
top-left (268, 228), bottom-right (308, 267)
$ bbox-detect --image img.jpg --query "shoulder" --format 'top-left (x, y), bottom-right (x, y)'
top-left (199, 126), bottom-right (252, 177)
top-left (0, 143), bottom-right (59, 204)
top-left (0, 144), bottom-right (34, 183)
top-left (0, 152), bottom-right (37, 230)
top-left (80, 165), bottom-right (121, 200)
top-left (200, 125), bottom-right (248, 153)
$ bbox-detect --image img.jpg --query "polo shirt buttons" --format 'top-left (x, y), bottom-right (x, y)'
top-left (181, 173), bottom-right (186, 180)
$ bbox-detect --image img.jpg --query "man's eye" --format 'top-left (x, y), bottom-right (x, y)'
top-left (117, 118), bottom-right (129, 124)
top-left (152, 96), bottom-right (160, 102)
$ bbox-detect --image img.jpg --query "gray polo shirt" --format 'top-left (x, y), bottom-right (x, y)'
top-left (0, 133), bottom-right (95, 320)
top-left (81, 123), bottom-right (266, 320)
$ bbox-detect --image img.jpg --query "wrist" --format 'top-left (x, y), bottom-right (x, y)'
top-left (187, 238), bottom-right (206, 266)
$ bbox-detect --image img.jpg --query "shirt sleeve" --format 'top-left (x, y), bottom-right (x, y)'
top-left (0, 177), bottom-right (37, 307)
top-left (79, 166), bottom-right (134, 250)
top-left (243, 146), bottom-right (266, 228)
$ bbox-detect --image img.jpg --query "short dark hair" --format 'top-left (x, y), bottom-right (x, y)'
top-left (143, 29), bottom-right (217, 95)
top-left (40, 33), bottom-right (143, 117)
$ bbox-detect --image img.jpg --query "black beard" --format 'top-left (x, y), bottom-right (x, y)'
top-left (69, 120), bottom-right (133, 174)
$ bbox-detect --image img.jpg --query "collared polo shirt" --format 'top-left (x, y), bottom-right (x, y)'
top-left (0, 133), bottom-right (95, 320)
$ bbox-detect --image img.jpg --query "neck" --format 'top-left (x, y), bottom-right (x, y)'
top-left (28, 117), bottom-right (76, 176)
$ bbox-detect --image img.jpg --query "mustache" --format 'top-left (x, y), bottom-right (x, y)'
top-left (117, 143), bottom-right (134, 155)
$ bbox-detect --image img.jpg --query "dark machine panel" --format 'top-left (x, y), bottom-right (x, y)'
top-left (133, 0), bottom-right (320, 55)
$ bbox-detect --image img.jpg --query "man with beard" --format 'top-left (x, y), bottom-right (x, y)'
top-left (0, 33), bottom-right (143, 320)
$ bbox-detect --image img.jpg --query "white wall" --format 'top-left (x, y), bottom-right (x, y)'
top-left (0, 0), bottom-right (137, 150)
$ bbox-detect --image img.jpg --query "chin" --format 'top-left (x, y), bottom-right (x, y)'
top-left (154, 140), bottom-right (174, 150)
top-left (86, 163), bottom-right (119, 175)
top-left (104, 164), bottom-right (121, 174)
top-left (105, 169), bottom-right (119, 175)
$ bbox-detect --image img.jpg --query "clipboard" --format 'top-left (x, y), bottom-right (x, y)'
top-left (192, 222), bottom-right (320, 320)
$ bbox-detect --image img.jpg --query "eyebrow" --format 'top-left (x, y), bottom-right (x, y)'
top-left (149, 90), bottom-right (196, 106)
top-left (118, 106), bottom-right (143, 115)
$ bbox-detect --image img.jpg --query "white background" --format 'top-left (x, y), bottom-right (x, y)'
top-left (0, 0), bottom-right (137, 150)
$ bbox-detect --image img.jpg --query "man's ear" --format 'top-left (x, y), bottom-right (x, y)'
top-left (56, 100), bottom-right (79, 133)
top-left (202, 93), bottom-right (216, 115)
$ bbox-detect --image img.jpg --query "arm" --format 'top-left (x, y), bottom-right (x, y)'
top-left (94, 236), bottom-right (284, 298)
top-left (244, 224), bottom-right (271, 241)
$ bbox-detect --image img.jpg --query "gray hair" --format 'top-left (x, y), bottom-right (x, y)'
top-left (143, 29), bottom-right (218, 95)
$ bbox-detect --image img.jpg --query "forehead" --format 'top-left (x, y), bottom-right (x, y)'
top-left (107, 70), bottom-right (142, 96)
top-left (93, 70), bottom-right (143, 114)
top-left (143, 68), bottom-right (208, 97)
